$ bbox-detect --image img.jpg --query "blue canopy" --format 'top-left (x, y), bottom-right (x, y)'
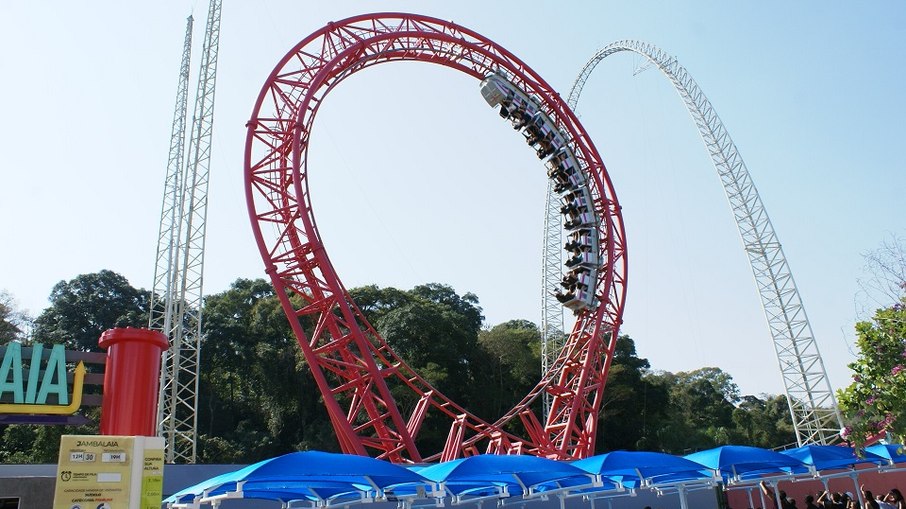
top-left (202, 478), bottom-right (376, 504)
top-left (866, 444), bottom-right (906, 464)
top-left (573, 450), bottom-right (713, 486)
top-left (684, 445), bottom-right (807, 481)
top-left (164, 451), bottom-right (431, 506)
top-left (417, 454), bottom-right (595, 498)
top-left (167, 446), bottom-right (896, 506)
top-left (780, 444), bottom-right (887, 472)
top-left (165, 468), bottom-right (249, 505)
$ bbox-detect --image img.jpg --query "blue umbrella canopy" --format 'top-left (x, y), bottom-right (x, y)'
top-left (573, 452), bottom-right (716, 509)
top-left (164, 451), bottom-right (431, 506)
top-left (203, 478), bottom-right (378, 503)
top-left (645, 469), bottom-right (718, 486)
top-left (534, 474), bottom-right (620, 494)
top-left (573, 451), bottom-right (713, 485)
top-left (684, 445), bottom-right (807, 481)
top-left (227, 451), bottom-right (428, 486)
top-left (418, 454), bottom-right (594, 497)
top-left (866, 444), bottom-right (906, 464)
top-left (164, 469), bottom-right (247, 505)
top-left (781, 444), bottom-right (887, 472)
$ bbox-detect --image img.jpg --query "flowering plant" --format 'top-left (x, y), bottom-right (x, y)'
top-left (837, 298), bottom-right (906, 451)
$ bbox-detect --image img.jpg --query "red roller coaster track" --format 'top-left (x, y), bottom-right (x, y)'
top-left (243, 12), bottom-right (627, 463)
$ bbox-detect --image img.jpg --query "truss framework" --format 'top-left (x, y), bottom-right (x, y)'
top-left (150, 15), bottom-right (192, 347)
top-left (563, 40), bottom-right (843, 445)
top-left (151, 0), bottom-right (222, 464)
top-left (541, 177), bottom-right (566, 421)
top-left (244, 13), bottom-right (628, 463)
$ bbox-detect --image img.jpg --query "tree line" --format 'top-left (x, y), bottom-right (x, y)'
top-left (2, 261), bottom-right (902, 463)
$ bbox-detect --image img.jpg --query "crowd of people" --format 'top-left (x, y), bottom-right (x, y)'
top-left (757, 481), bottom-right (905, 509)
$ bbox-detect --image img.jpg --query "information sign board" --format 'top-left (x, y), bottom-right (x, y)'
top-left (53, 435), bottom-right (164, 509)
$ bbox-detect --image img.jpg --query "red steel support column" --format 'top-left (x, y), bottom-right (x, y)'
top-left (98, 327), bottom-right (168, 436)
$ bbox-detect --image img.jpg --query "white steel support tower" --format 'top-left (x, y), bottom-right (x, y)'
top-left (150, 0), bottom-right (222, 464)
top-left (150, 15), bottom-right (192, 341)
top-left (551, 40), bottom-right (843, 445)
top-left (540, 178), bottom-right (565, 420)
top-left (150, 15), bottom-right (193, 460)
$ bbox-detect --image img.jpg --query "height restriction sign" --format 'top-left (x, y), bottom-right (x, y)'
top-left (53, 435), bottom-right (164, 509)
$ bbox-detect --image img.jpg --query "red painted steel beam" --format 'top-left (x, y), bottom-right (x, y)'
top-left (244, 12), bottom-right (627, 463)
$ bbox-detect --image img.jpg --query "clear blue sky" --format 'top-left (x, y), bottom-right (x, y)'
top-left (1, 1), bottom-right (903, 398)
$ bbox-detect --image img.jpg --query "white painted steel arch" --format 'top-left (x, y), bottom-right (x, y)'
top-left (543, 39), bottom-right (843, 445)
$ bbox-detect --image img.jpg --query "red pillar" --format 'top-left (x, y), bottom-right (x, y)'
top-left (98, 327), bottom-right (168, 436)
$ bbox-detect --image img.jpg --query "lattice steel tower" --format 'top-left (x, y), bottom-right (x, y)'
top-left (540, 181), bottom-right (566, 421)
top-left (543, 40), bottom-right (843, 445)
top-left (149, 0), bottom-right (222, 463)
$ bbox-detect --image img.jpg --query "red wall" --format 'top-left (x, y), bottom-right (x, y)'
top-left (726, 465), bottom-right (906, 509)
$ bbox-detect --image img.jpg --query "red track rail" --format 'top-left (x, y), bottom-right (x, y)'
top-left (244, 12), bottom-right (627, 463)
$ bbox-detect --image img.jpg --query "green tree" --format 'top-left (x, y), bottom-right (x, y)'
top-left (472, 320), bottom-right (542, 420)
top-left (362, 283), bottom-right (483, 403)
top-left (732, 394), bottom-right (796, 448)
top-left (32, 270), bottom-right (149, 351)
top-left (647, 367), bottom-right (740, 453)
top-left (198, 278), bottom-right (332, 462)
top-left (410, 284), bottom-right (483, 331)
top-left (644, 371), bottom-right (702, 453)
top-left (673, 368), bottom-right (738, 430)
top-left (196, 281), bottom-right (488, 460)
top-left (596, 335), bottom-right (669, 452)
top-left (837, 298), bottom-right (906, 449)
top-left (0, 423), bottom-right (95, 463)
top-left (348, 284), bottom-right (413, 323)
top-left (351, 283), bottom-right (484, 453)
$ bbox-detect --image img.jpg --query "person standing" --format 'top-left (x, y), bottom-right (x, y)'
top-left (861, 485), bottom-right (880, 509)
top-left (760, 481), bottom-right (794, 509)
top-left (885, 489), bottom-right (905, 509)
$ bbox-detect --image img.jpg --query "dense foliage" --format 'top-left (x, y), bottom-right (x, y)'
top-left (1, 271), bottom-right (801, 463)
top-left (32, 270), bottom-right (150, 351)
top-left (195, 278), bottom-right (334, 461)
top-left (597, 341), bottom-right (794, 454)
top-left (837, 297), bottom-right (906, 449)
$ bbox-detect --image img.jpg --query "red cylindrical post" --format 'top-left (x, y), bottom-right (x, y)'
top-left (98, 327), bottom-right (168, 436)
